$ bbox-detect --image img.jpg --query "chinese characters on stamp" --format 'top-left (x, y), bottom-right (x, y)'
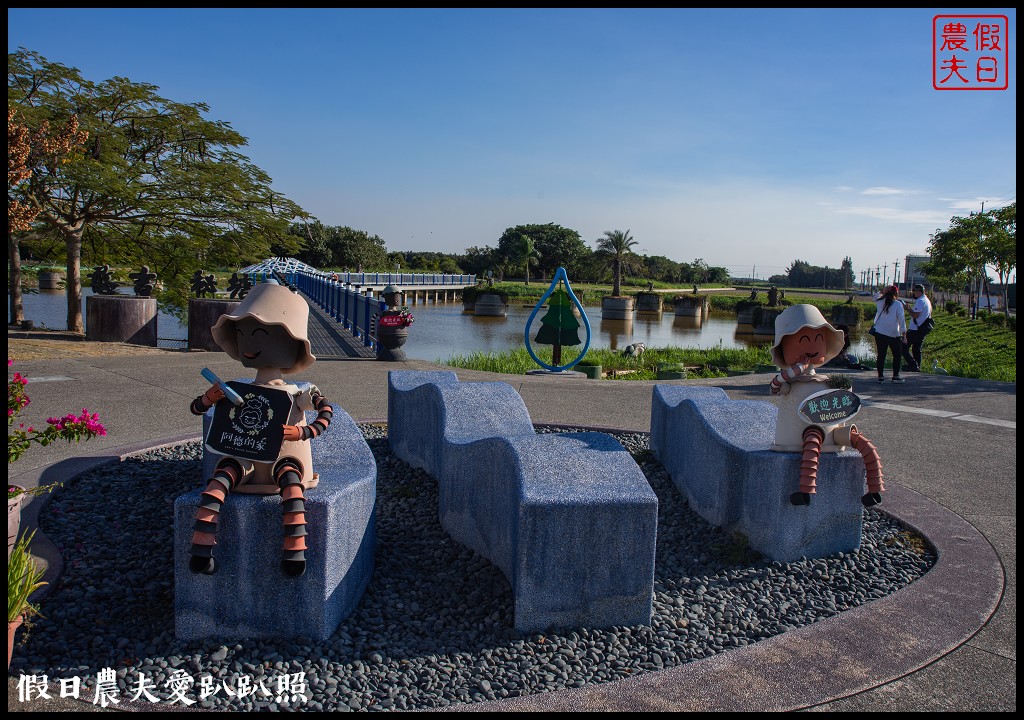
top-left (934, 15), bottom-right (1009, 90)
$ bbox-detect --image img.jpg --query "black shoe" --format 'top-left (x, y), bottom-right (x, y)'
top-left (790, 491), bottom-right (811, 506)
top-left (281, 559), bottom-right (306, 577)
top-left (861, 492), bottom-right (882, 507)
top-left (189, 555), bottom-right (216, 575)
top-left (905, 364), bottom-right (920, 372)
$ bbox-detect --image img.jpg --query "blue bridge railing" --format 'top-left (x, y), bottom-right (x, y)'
top-left (290, 270), bottom-right (474, 349)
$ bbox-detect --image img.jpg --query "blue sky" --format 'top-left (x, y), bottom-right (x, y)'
top-left (8, 8), bottom-right (1017, 282)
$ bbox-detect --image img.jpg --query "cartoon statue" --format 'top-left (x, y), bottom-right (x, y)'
top-left (188, 281), bottom-right (333, 577)
top-left (768, 305), bottom-right (883, 508)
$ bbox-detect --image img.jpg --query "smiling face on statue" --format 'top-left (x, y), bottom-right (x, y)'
top-left (780, 328), bottom-right (832, 367)
top-left (234, 317), bottom-right (299, 370)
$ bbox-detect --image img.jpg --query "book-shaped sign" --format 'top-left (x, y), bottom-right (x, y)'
top-left (798, 388), bottom-right (861, 426)
top-left (205, 381), bottom-right (294, 463)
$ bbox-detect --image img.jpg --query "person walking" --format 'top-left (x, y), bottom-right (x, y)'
top-left (901, 283), bottom-right (933, 372)
top-left (872, 285), bottom-right (907, 383)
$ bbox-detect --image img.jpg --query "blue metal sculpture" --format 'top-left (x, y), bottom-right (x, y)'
top-left (524, 267), bottom-right (592, 372)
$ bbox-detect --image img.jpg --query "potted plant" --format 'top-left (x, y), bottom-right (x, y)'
top-left (376, 306), bottom-right (415, 361)
top-left (8, 482), bottom-right (60, 559)
top-left (8, 529), bottom-right (47, 669)
top-left (475, 288), bottom-right (510, 317)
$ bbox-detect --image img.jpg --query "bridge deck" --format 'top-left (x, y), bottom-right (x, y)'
top-left (302, 293), bottom-right (377, 360)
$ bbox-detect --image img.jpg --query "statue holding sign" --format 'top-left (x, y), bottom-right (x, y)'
top-left (768, 304), bottom-right (883, 508)
top-left (188, 281), bottom-right (333, 577)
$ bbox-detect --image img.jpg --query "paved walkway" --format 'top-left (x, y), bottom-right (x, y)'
top-left (302, 294), bottom-right (376, 359)
top-left (6, 344), bottom-right (1016, 712)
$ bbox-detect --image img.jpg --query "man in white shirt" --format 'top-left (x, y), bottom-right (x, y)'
top-left (901, 284), bottom-right (933, 372)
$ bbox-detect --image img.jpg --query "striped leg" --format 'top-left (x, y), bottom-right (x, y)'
top-left (791, 425), bottom-right (825, 506)
top-left (190, 458), bottom-right (242, 574)
top-left (850, 427), bottom-right (884, 507)
top-left (276, 459), bottom-right (308, 577)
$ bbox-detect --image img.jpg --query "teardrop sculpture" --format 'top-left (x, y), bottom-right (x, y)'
top-left (524, 267), bottom-right (592, 372)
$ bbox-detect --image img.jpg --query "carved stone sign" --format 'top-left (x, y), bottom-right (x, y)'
top-left (798, 388), bottom-right (861, 426)
top-left (205, 381), bottom-right (294, 463)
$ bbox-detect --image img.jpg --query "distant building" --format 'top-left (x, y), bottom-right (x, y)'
top-left (903, 254), bottom-right (930, 289)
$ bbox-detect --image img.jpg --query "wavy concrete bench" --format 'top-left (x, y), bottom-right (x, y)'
top-left (174, 382), bottom-right (376, 641)
top-left (650, 385), bottom-right (865, 562)
top-left (388, 370), bottom-right (658, 632)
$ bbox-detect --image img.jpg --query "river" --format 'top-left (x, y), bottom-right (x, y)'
top-left (11, 288), bottom-right (878, 363)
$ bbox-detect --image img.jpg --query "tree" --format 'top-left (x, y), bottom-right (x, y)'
top-left (290, 223), bottom-right (390, 271)
top-left (533, 287), bottom-right (581, 365)
top-left (985, 202), bottom-right (1016, 317)
top-left (926, 212), bottom-right (990, 317)
top-left (595, 229), bottom-right (638, 296)
top-left (289, 220), bottom-right (331, 267)
top-left (704, 265), bottom-right (730, 284)
top-left (642, 254), bottom-right (680, 283)
top-left (8, 106), bottom-right (88, 324)
top-left (496, 223), bottom-right (587, 281)
top-left (690, 258), bottom-right (710, 285)
top-left (840, 256), bottom-right (854, 290)
top-left (497, 232), bottom-right (540, 284)
top-left (8, 49), bottom-right (306, 332)
top-left (457, 245), bottom-right (498, 277)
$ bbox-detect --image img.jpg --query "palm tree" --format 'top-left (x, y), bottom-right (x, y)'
top-left (596, 229), bottom-right (638, 296)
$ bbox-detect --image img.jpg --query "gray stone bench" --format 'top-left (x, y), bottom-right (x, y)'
top-left (174, 383), bottom-right (376, 641)
top-left (388, 370), bottom-right (658, 632)
top-left (649, 385), bottom-right (865, 562)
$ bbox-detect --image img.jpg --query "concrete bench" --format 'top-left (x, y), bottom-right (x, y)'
top-left (174, 383), bottom-right (376, 642)
top-left (388, 370), bottom-right (658, 632)
top-left (649, 385), bottom-right (865, 562)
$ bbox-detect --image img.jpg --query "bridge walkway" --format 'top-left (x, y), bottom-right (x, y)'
top-left (302, 292), bottom-right (376, 360)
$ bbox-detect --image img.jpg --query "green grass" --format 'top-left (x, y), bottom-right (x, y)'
top-left (904, 312), bottom-right (1016, 382)
top-left (443, 345), bottom-right (773, 380)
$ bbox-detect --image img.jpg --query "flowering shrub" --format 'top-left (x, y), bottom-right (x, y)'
top-left (8, 359), bottom-right (107, 465)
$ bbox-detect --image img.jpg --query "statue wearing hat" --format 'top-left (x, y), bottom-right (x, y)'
top-left (187, 281), bottom-right (334, 577)
top-left (769, 304), bottom-right (883, 508)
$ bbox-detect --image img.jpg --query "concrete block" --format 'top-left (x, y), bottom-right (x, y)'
top-left (176, 398), bottom-right (376, 641)
top-left (650, 385), bottom-right (864, 562)
top-left (388, 370), bottom-right (658, 632)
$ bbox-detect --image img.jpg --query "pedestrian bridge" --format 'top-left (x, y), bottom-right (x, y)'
top-left (239, 257), bottom-right (477, 302)
top-left (237, 258), bottom-right (476, 359)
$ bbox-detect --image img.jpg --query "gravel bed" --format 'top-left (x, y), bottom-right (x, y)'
top-left (13, 425), bottom-right (936, 711)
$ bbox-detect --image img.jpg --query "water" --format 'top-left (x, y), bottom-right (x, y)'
top-left (11, 290), bottom-right (878, 362)
top-left (13, 288), bottom-right (188, 347)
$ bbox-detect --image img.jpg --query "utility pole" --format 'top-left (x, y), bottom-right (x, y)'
top-left (894, 258), bottom-right (901, 290)
top-left (875, 265), bottom-right (881, 288)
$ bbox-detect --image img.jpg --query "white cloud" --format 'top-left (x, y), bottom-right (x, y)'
top-left (831, 205), bottom-right (951, 225)
top-left (861, 186), bottom-right (909, 196)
